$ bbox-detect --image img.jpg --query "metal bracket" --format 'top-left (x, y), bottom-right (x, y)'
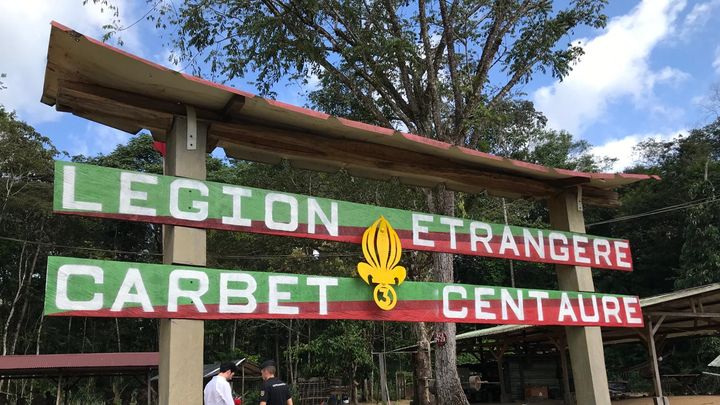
top-left (186, 105), bottom-right (197, 150)
top-left (576, 185), bottom-right (583, 212)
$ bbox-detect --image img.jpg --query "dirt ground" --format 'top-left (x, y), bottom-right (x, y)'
top-left (363, 396), bottom-right (720, 405)
top-left (614, 397), bottom-right (720, 405)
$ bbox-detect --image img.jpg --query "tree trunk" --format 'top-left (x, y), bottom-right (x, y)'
top-left (3, 242), bottom-right (27, 355)
top-left (413, 322), bottom-right (432, 405)
top-left (429, 187), bottom-right (468, 405)
top-left (35, 314), bottom-right (44, 355)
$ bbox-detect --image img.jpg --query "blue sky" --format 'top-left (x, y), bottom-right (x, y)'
top-left (1, 0), bottom-right (719, 171)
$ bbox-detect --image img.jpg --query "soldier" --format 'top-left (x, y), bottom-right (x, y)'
top-left (259, 360), bottom-right (292, 405)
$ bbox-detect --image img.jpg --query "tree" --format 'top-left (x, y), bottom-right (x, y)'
top-left (90, 1), bottom-right (611, 402)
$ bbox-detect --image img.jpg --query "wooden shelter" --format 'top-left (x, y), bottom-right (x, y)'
top-left (0, 352), bottom-right (159, 404)
top-left (447, 283), bottom-right (720, 402)
top-left (40, 21), bottom-right (656, 405)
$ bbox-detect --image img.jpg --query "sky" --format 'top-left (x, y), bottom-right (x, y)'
top-left (0, 0), bottom-right (719, 172)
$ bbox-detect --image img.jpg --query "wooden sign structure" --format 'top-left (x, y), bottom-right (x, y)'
top-left (41, 22), bottom-right (658, 405)
top-left (46, 256), bottom-right (643, 327)
top-left (49, 161), bottom-right (645, 328)
top-left (56, 161), bottom-right (634, 270)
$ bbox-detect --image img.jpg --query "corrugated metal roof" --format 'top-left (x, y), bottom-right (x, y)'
top-left (41, 22), bottom-right (658, 207)
top-left (0, 352), bottom-right (159, 370)
top-left (0, 352), bottom-right (159, 377)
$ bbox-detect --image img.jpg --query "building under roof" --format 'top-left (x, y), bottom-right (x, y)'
top-left (395, 284), bottom-right (720, 403)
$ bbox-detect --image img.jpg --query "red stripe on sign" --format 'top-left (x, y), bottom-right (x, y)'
top-left (48, 297), bottom-right (643, 328)
top-left (54, 210), bottom-right (632, 271)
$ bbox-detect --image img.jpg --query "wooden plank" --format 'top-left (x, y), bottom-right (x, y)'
top-left (57, 85), bottom-right (174, 134)
top-left (647, 311), bottom-right (720, 319)
top-left (212, 122), bottom-right (619, 206)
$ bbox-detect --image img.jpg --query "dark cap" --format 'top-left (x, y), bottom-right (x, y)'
top-left (260, 360), bottom-right (275, 370)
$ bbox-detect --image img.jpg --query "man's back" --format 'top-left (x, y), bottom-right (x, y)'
top-left (260, 377), bottom-right (291, 405)
top-left (204, 375), bottom-right (234, 405)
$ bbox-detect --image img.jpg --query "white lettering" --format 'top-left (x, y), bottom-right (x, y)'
top-left (523, 229), bottom-right (545, 259)
top-left (577, 294), bottom-right (599, 322)
top-left (265, 193), bottom-right (299, 232)
top-left (269, 276), bottom-right (299, 315)
top-left (56, 264), bottom-right (103, 311)
top-left (168, 270), bottom-right (209, 313)
top-left (469, 222), bottom-right (493, 253)
top-left (614, 241), bottom-right (632, 269)
top-left (62, 166), bottom-right (102, 211)
top-left (307, 277), bottom-right (338, 315)
top-left (442, 286), bottom-right (467, 319)
top-left (111, 268), bottom-right (153, 312)
top-left (601, 296), bottom-right (622, 323)
top-left (221, 186), bottom-right (253, 227)
top-left (219, 273), bottom-right (257, 313)
top-left (528, 290), bottom-right (549, 321)
top-left (474, 287), bottom-right (496, 320)
top-left (412, 214), bottom-right (435, 247)
top-left (557, 293), bottom-right (577, 322)
top-left (169, 179), bottom-right (209, 221)
top-left (499, 226), bottom-right (519, 256)
top-left (593, 239), bottom-right (612, 267)
top-left (548, 232), bottom-right (569, 261)
top-left (623, 297), bottom-right (642, 324)
top-left (119, 172), bottom-right (157, 216)
top-left (307, 199), bottom-right (338, 236)
top-left (572, 235), bottom-right (591, 264)
top-left (440, 217), bottom-right (464, 249)
top-left (500, 289), bottom-right (524, 321)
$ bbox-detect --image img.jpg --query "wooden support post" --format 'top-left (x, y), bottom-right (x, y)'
top-left (379, 353), bottom-right (390, 404)
top-left (549, 335), bottom-right (572, 405)
top-left (549, 190), bottom-right (611, 405)
top-left (158, 114), bottom-right (208, 405)
top-left (490, 344), bottom-right (508, 403)
top-left (646, 317), bottom-right (669, 405)
top-left (55, 375), bottom-right (62, 405)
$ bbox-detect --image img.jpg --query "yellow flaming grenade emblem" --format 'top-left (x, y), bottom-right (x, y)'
top-left (357, 216), bottom-right (406, 310)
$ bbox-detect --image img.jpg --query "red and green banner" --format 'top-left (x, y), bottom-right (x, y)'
top-left (54, 161), bottom-right (633, 271)
top-left (45, 256), bottom-right (643, 327)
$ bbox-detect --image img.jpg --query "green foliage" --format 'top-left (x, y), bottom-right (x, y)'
top-left (291, 321), bottom-right (374, 384)
top-left (72, 133), bottom-right (162, 173)
top-left (137, 0), bottom-right (607, 145)
top-left (590, 121), bottom-right (720, 296)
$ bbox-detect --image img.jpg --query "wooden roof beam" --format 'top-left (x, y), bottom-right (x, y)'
top-left (211, 121), bottom-right (620, 206)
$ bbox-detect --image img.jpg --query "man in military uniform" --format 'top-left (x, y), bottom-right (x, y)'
top-left (259, 360), bottom-right (292, 405)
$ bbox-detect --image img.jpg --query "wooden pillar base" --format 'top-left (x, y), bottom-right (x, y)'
top-left (159, 319), bottom-right (204, 405)
top-left (652, 397), bottom-right (670, 405)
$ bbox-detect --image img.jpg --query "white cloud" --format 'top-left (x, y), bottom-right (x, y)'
top-left (533, 0), bottom-right (687, 135)
top-left (714, 46), bottom-right (720, 74)
top-left (67, 123), bottom-right (133, 157)
top-left (0, 0), bottom-right (145, 123)
top-left (680, 0), bottom-right (720, 38)
top-left (591, 129), bottom-right (686, 172)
